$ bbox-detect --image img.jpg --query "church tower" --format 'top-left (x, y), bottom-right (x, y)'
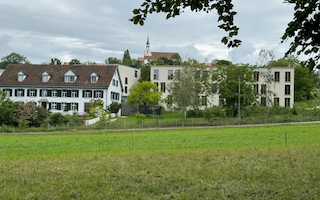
top-left (144, 36), bottom-right (152, 57)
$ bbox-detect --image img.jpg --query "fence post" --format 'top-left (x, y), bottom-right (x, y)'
top-left (176, 119), bottom-right (177, 127)
top-left (308, 115), bottom-right (309, 122)
top-left (106, 121), bottom-right (107, 129)
top-left (265, 116), bottom-right (266, 124)
top-left (252, 116), bottom-right (254, 124)
top-left (227, 120), bottom-right (228, 126)
top-left (142, 120), bottom-right (143, 129)
top-left (124, 120), bottom-right (126, 129)
top-left (277, 116), bottom-right (278, 123)
top-left (318, 114), bottom-right (319, 121)
top-left (159, 119), bottom-right (160, 128)
top-left (48, 123), bottom-right (49, 131)
top-left (182, 121), bottom-right (184, 127)
top-left (67, 122), bottom-right (69, 131)
top-left (298, 115), bottom-right (299, 121)
top-left (13, 126), bottom-right (14, 133)
top-left (192, 119), bottom-right (193, 127)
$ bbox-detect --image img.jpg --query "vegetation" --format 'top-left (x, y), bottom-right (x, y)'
top-left (131, 0), bottom-right (320, 69)
top-left (0, 52), bottom-right (31, 69)
top-left (50, 58), bottom-right (62, 65)
top-left (127, 81), bottom-right (162, 106)
top-left (69, 58), bottom-right (81, 65)
top-left (122, 49), bottom-right (132, 66)
top-left (0, 125), bottom-right (320, 198)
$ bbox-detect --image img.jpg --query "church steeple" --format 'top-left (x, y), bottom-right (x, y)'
top-left (144, 35), bottom-right (152, 57)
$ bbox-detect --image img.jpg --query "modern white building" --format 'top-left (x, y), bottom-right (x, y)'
top-left (117, 65), bottom-right (141, 102)
top-left (150, 65), bottom-right (295, 109)
top-left (0, 64), bottom-right (123, 115)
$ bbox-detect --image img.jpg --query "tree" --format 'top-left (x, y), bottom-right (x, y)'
top-left (50, 58), bottom-right (62, 65)
top-left (281, 0), bottom-right (320, 70)
top-left (171, 53), bottom-right (182, 65)
top-left (131, 59), bottom-right (143, 69)
top-left (69, 59), bottom-right (81, 65)
top-left (217, 63), bottom-right (257, 117)
top-left (122, 49), bottom-right (132, 66)
top-left (294, 65), bottom-right (315, 101)
top-left (0, 90), bottom-right (16, 126)
top-left (167, 59), bottom-right (213, 120)
top-left (131, 0), bottom-right (320, 69)
top-left (84, 61), bottom-right (97, 65)
top-left (85, 99), bottom-right (105, 118)
top-left (127, 81), bottom-right (162, 106)
top-left (15, 101), bottom-right (38, 127)
top-left (105, 57), bottom-right (122, 64)
top-left (0, 52), bottom-right (31, 69)
top-left (107, 101), bottom-right (122, 116)
top-left (139, 64), bottom-right (151, 82)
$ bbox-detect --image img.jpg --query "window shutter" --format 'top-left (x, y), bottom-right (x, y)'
top-left (48, 90), bottom-right (52, 97)
top-left (40, 90), bottom-right (43, 97)
top-left (67, 90), bottom-right (71, 97)
top-left (101, 91), bottom-right (104, 98)
top-left (76, 90), bottom-right (79, 97)
top-left (35, 90), bottom-right (37, 97)
top-left (49, 103), bottom-right (52, 109)
top-left (82, 90), bottom-right (85, 97)
top-left (27, 89), bottom-right (30, 97)
top-left (22, 89), bottom-right (25, 96)
top-left (15, 89), bottom-right (17, 96)
top-left (90, 90), bottom-right (92, 98)
top-left (10, 89), bottom-right (12, 96)
top-left (67, 103), bottom-right (71, 110)
top-left (57, 90), bottom-right (61, 97)
top-left (57, 103), bottom-right (61, 110)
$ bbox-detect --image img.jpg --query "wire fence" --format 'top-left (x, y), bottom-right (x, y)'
top-left (1, 114), bottom-right (320, 133)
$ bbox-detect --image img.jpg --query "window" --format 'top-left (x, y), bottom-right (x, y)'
top-left (212, 70), bottom-right (218, 81)
top-left (154, 70), bottom-right (159, 80)
top-left (71, 103), bottom-right (78, 111)
top-left (212, 83), bottom-right (217, 93)
top-left (116, 80), bottom-right (118, 87)
top-left (285, 98), bottom-right (290, 107)
top-left (261, 97), bottom-right (266, 106)
top-left (161, 82), bottom-right (166, 92)
top-left (274, 97), bottom-right (279, 106)
top-left (17, 71), bottom-right (26, 82)
top-left (28, 89), bottom-right (37, 97)
top-left (125, 86), bottom-right (128, 93)
top-left (285, 72), bottom-right (291, 82)
top-left (85, 91), bottom-right (91, 98)
top-left (65, 76), bottom-right (75, 83)
top-left (125, 77), bottom-right (128, 84)
top-left (51, 103), bottom-right (57, 110)
top-left (274, 72), bottom-right (280, 82)
top-left (254, 72), bottom-right (259, 81)
top-left (135, 70), bottom-right (138, 78)
top-left (41, 89), bottom-right (47, 97)
top-left (42, 72), bottom-right (50, 82)
top-left (61, 103), bottom-right (67, 111)
top-left (71, 90), bottom-right (78, 97)
top-left (285, 85), bottom-right (290, 95)
top-left (3, 89), bottom-right (12, 97)
top-left (111, 92), bottom-right (120, 100)
top-left (112, 79), bottom-right (115, 86)
top-left (62, 90), bottom-right (67, 97)
top-left (261, 84), bottom-right (266, 95)
top-left (95, 91), bottom-right (102, 98)
top-left (254, 84), bottom-right (259, 93)
top-left (201, 96), bottom-right (207, 106)
top-left (168, 70), bottom-right (173, 80)
top-left (175, 70), bottom-right (180, 76)
top-left (91, 73), bottom-right (98, 83)
top-left (52, 90), bottom-right (57, 97)
top-left (195, 71), bottom-right (201, 79)
top-left (154, 82), bottom-right (159, 89)
top-left (15, 89), bottom-right (24, 97)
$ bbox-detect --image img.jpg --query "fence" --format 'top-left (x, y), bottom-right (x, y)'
top-left (1, 114), bottom-right (320, 133)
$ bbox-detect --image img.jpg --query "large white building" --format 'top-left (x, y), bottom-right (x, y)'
top-left (150, 65), bottom-right (295, 108)
top-left (117, 65), bottom-right (141, 102)
top-left (0, 64), bottom-right (123, 115)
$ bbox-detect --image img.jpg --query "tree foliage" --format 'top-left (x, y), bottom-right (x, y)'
top-left (0, 52), bottom-right (31, 69)
top-left (69, 59), bottom-right (81, 65)
top-left (127, 81), bottom-right (162, 106)
top-left (122, 49), bottom-right (132, 66)
top-left (105, 57), bottom-right (122, 64)
top-left (15, 101), bottom-right (38, 123)
top-left (139, 64), bottom-right (151, 82)
top-left (86, 99), bottom-right (105, 118)
top-left (281, 0), bottom-right (320, 70)
top-left (50, 58), bottom-right (62, 65)
top-left (132, 0), bottom-right (320, 69)
top-left (131, 59), bottom-right (143, 69)
top-left (217, 63), bottom-right (257, 116)
top-left (0, 90), bottom-right (16, 125)
top-left (107, 101), bottom-right (122, 115)
top-left (294, 65), bottom-right (315, 101)
top-left (130, 0), bottom-right (241, 48)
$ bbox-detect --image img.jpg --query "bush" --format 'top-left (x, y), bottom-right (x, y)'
top-left (49, 113), bottom-right (69, 126)
top-left (203, 108), bottom-right (212, 119)
top-left (136, 112), bottom-right (146, 123)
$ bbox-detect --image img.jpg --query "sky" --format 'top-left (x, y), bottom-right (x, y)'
top-left (0, 0), bottom-right (301, 65)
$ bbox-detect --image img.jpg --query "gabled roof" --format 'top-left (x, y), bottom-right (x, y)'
top-left (0, 64), bottom-right (118, 87)
top-left (144, 52), bottom-right (177, 60)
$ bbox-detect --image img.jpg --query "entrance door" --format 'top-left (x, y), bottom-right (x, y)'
top-left (42, 102), bottom-right (47, 109)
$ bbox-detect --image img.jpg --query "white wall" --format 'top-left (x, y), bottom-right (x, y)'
top-left (117, 65), bottom-right (141, 101)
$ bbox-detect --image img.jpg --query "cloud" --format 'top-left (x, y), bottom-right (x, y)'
top-left (0, 34), bottom-right (13, 57)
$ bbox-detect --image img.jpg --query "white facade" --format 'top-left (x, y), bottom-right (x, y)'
top-left (117, 65), bottom-right (141, 102)
top-left (0, 64), bottom-right (123, 115)
top-left (150, 65), bottom-right (295, 109)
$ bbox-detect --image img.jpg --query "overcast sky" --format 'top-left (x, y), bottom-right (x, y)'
top-left (0, 0), bottom-right (300, 65)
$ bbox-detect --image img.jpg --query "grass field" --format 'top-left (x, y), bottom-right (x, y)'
top-left (0, 124), bottom-right (320, 199)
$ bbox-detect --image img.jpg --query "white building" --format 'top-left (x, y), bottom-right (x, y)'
top-left (0, 64), bottom-right (123, 115)
top-left (150, 65), bottom-right (294, 108)
top-left (117, 65), bottom-right (141, 102)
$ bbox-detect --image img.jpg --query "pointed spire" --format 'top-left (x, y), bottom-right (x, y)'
top-left (147, 35), bottom-right (150, 45)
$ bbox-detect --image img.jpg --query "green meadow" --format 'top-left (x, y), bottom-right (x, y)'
top-left (0, 124), bottom-right (320, 199)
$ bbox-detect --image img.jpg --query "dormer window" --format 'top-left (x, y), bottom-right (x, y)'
top-left (90, 72), bottom-right (99, 83)
top-left (64, 70), bottom-right (77, 83)
top-left (42, 72), bottom-right (51, 82)
top-left (17, 71), bottom-right (26, 82)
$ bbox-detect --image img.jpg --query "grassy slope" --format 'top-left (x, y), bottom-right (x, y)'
top-left (0, 124), bottom-right (320, 199)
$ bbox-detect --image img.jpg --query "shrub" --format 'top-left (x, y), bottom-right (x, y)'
top-left (136, 112), bottom-right (146, 123)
